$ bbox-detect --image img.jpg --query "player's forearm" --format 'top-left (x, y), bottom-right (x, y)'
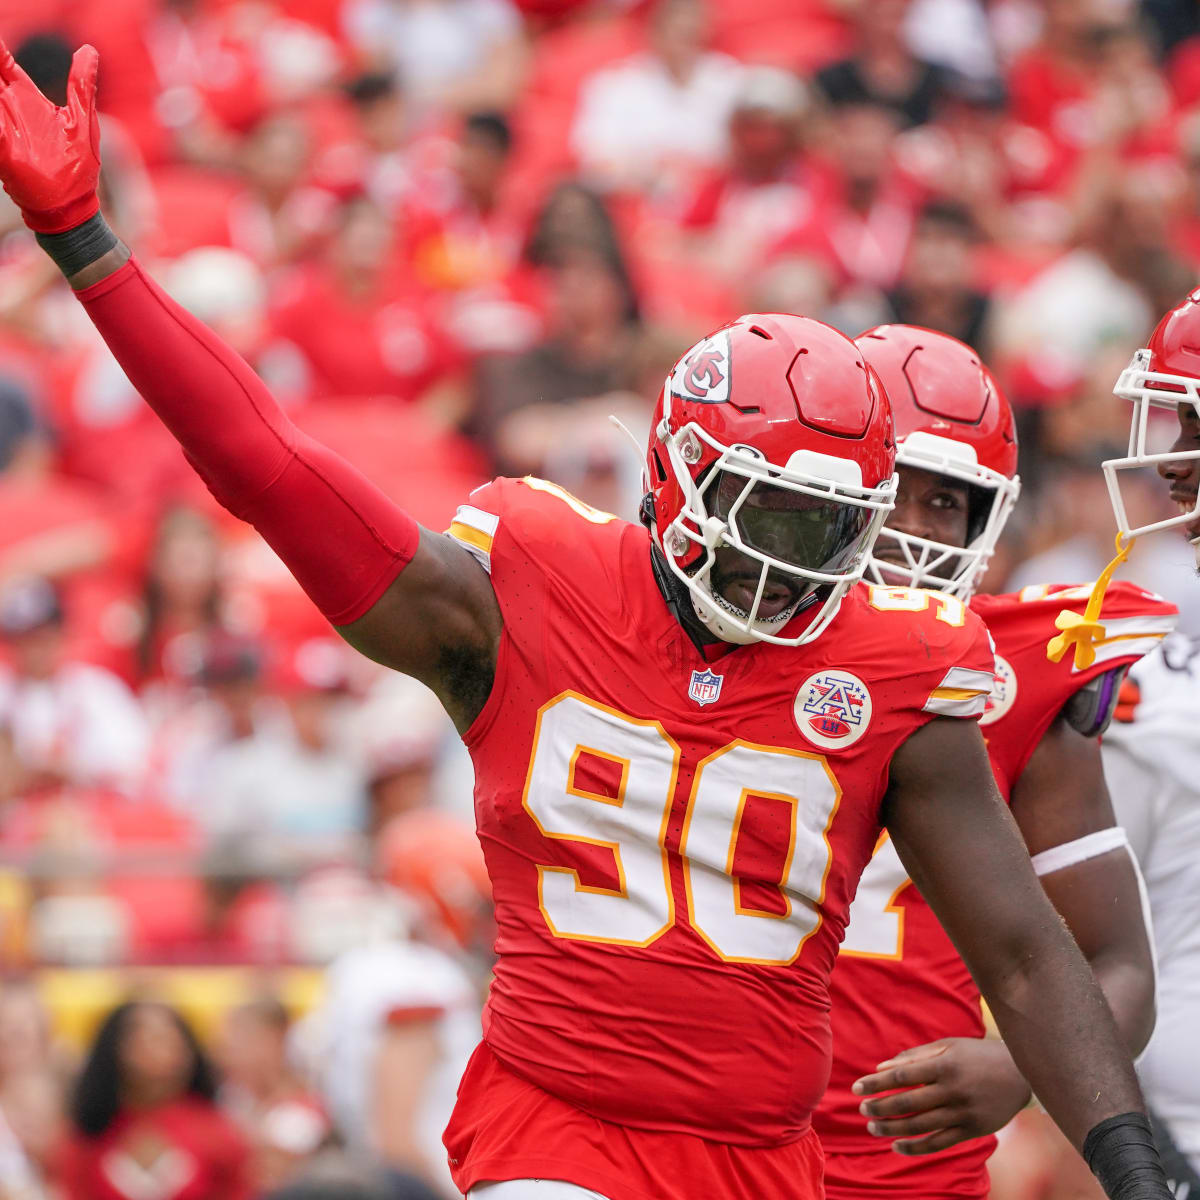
top-left (978, 914), bottom-right (1146, 1151)
top-left (1089, 950), bottom-right (1156, 1058)
top-left (46, 219), bottom-right (419, 624)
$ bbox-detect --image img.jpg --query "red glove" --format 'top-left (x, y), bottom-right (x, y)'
top-left (0, 39), bottom-right (100, 234)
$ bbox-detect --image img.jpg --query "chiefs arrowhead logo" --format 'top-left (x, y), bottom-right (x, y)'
top-left (685, 349), bottom-right (725, 396)
top-left (670, 331), bottom-right (732, 403)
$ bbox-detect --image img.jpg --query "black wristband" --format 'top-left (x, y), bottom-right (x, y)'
top-left (34, 211), bottom-right (119, 278)
top-left (1084, 1112), bottom-right (1174, 1200)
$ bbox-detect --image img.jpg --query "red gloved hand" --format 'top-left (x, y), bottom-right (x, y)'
top-left (0, 39), bottom-right (100, 234)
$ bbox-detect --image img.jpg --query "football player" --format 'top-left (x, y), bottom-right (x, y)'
top-left (303, 814), bottom-right (488, 1200)
top-left (0, 44), bottom-right (1177, 1200)
top-left (815, 324), bottom-right (1176, 1199)
top-left (1102, 639), bottom-right (1200, 1194)
top-left (1099, 293), bottom-right (1200, 1189)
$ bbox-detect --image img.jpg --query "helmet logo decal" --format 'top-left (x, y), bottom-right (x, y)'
top-left (670, 331), bottom-right (732, 404)
top-left (688, 668), bottom-right (724, 706)
top-left (686, 349), bottom-right (726, 396)
top-left (793, 669), bottom-right (873, 750)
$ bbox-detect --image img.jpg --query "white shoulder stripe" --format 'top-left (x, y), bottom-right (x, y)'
top-left (922, 691), bottom-right (990, 718)
top-left (455, 505), bottom-right (499, 537)
top-left (447, 504), bottom-right (499, 574)
top-left (1082, 635), bottom-right (1168, 670)
top-left (1096, 614), bottom-right (1178, 640)
top-left (939, 665), bottom-right (995, 693)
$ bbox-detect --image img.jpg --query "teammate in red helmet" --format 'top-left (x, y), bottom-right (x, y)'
top-left (815, 324), bottom-right (1174, 1199)
top-left (0, 43), bottom-right (1178, 1200)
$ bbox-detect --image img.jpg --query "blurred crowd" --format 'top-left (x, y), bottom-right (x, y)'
top-left (0, 0), bottom-right (1199, 1195)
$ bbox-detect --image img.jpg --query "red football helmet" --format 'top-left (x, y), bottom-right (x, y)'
top-left (646, 313), bottom-right (897, 645)
top-left (1106, 289), bottom-right (1200, 543)
top-left (856, 325), bottom-right (1020, 598)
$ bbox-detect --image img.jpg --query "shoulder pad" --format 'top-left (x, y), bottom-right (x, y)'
top-left (1062, 665), bottom-right (1130, 738)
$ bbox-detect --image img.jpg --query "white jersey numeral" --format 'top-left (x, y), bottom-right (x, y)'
top-left (523, 695), bottom-right (679, 946)
top-left (524, 692), bottom-right (839, 965)
top-left (867, 585), bottom-right (967, 626)
top-left (839, 833), bottom-right (910, 959)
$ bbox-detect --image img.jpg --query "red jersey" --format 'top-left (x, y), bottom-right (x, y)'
top-left (817, 582), bottom-right (1178, 1199)
top-left (441, 477), bottom-right (995, 1199)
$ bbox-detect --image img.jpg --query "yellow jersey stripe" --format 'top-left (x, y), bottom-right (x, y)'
top-left (448, 521), bottom-right (494, 555)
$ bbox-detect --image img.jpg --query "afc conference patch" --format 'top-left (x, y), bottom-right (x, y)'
top-left (688, 668), bottom-right (724, 706)
top-left (794, 669), bottom-right (872, 750)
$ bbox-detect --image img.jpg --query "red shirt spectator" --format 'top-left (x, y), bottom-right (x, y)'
top-left (269, 198), bottom-right (460, 404)
top-left (59, 1002), bottom-right (253, 1200)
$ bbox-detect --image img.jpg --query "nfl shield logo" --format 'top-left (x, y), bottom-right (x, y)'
top-left (689, 668), bottom-right (724, 706)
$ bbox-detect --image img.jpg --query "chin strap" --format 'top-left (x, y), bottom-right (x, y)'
top-left (647, 542), bottom-right (717, 654)
top-left (1046, 532), bottom-right (1133, 670)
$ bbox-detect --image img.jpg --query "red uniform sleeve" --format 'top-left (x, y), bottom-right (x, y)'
top-left (75, 258), bottom-right (419, 625)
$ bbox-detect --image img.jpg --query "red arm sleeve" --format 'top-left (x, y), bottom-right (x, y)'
top-left (75, 258), bottom-right (419, 625)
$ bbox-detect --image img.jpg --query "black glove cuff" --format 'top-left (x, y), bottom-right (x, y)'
top-left (34, 211), bottom-right (119, 278)
top-left (1084, 1112), bottom-right (1173, 1199)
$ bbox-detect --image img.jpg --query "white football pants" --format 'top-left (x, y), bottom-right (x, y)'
top-left (468, 1182), bottom-right (611, 1199)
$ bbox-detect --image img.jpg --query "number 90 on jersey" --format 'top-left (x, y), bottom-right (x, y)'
top-left (521, 693), bottom-right (842, 966)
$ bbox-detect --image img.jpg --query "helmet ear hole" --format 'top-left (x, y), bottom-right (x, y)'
top-left (651, 447), bottom-right (667, 484)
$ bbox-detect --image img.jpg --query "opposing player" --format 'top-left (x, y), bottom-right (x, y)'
top-left (0, 44), bottom-right (1178, 1200)
top-left (1102, 639), bottom-right (1200, 1194)
top-left (814, 324), bottom-right (1175, 1199)
top-left (1099, 292), bottom-right (1200, 1189)
top-left (303, 814), bottom-right (488, 1200)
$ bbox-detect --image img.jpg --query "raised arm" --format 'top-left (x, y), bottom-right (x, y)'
top-left (0, 42), bottom-right (500, 728)
top-left (882, 717), bottom-right (1170, 1200)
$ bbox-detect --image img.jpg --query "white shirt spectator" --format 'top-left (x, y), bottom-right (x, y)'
top-left (993, 249), bottom-right (1153, 394)
top-left (0, 662), bottom-right (148, 795)
top-left (157, 700), bottom-right (365, 856)
top-left (571, 51), bottom-right (745, 192)
top-left (343, 0), bottom-right (519, 108)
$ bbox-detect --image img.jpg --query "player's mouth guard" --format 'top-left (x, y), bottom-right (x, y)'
top-left (1046, 532), bottom-right (1133, 671)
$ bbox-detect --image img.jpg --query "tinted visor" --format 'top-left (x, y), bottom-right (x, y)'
top-left (711, 471), bottom-right (873, 572)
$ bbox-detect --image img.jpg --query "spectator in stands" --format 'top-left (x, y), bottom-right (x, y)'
top-left (817, 0), bottom-right (954, 128)
top-left (571, 0), bottom-right (744, 194)
top-left (525, 181), bottom-right (627, 274)
top-left (342, 0), bottom-right (527, 115)
top-left (217, 998), bottom-right (329, 1193)
top-left (134, 507), bottom-right (226, 697)
top-left (159, 632), bottom-right (365, 867)
top-left (409, 112), bottom-right (521, 294)
top-left (677, 66), bottom-right (820, 282)
top-left (269, 195), bottom-right (458, 406)
top-left (60, 1000), bottom-right (252, 1200)
top-left (0, 579), bottom-right (148, 797)
top-left (784, 99), bottom-right (919, 291)
top-left (884, 199), bottom-right (993, 356)
top-left (993, 169), bottom-right (1190, 408)
top-left (1007, 0), bottom-right (1170, 160)
top-left (344, 71), bottom-right (418, 218)
top-left (227, 111), bottom-right (335, 269)
top-left (0, 981), bottom-right (63, 1199)
top-left (472, 238), bottom-right (643, 474)
top-left (0, 379), bottom-right (39, 475)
